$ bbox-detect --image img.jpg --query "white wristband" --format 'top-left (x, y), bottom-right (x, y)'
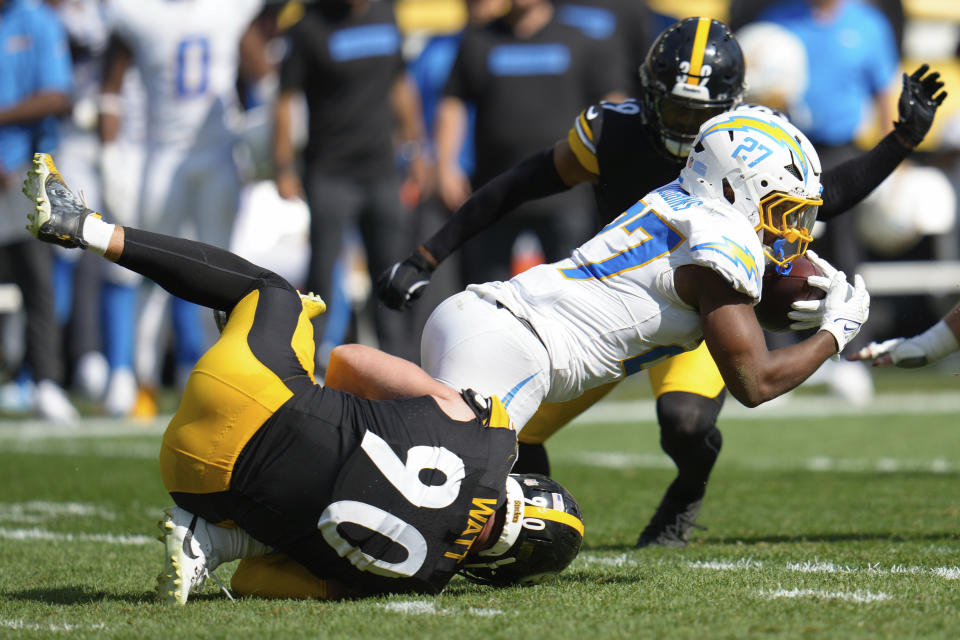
top-left (912, 320), bottom-right (960, 364)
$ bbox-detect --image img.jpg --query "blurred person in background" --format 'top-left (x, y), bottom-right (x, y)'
top-left (49, 0), bottom-right (147, 417)
top-left (554, 0), bottom-right (652, 96)
top-left (0, 0), bottom-right (77, 421)
top-left (403, 0), bottom-right (508, 356)
top-left (434, 0), bottom-right (627, 288)
top-left (756, 0), bottom-right (902, 401)
top-left (273, 0), bottom-right (429, 366)
top-left (100, 0), bottom-right (272, 416)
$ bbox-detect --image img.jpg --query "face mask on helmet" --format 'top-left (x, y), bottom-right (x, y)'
top-left (640, 17), bottom-right (746, 162)
top-left (459, 473), bottom-right (584, 587)
top-left (758, 191), bottom-right (820, 273)
top-left (679, 107), bottom-right (823, 271)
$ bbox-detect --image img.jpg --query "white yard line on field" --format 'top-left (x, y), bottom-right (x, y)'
top-left (576, 554), bottom-right (960, 581)
top-left (757, 588), bottom-right (892, 603)
top-left (0, 418), bottom-right (167, 438)
top-left (688, 559), bottom-right (765, 570)
top-left (689, 558), bottom-right (960, 579)
top-left (2, 619), bottom-right (107, 632)
top-left (378, 601), bottom-right (504, 616)
top-left (561, 451), bottom-right (960, 474)
top-left (0, 501), bottom-right (116, 523)
top-left (0, 527), bottom-right (154, 546)
top-left (0, 439), bottom-right (160, 459)
top-left (572, 390), bottom-right (960, 425)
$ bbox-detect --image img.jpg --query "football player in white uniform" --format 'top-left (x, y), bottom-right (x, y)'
top-left (421, 109), bottom-right (870, 430)
top-left (99, 0), bottom-right (270, 407)
top-left (55, 0), bottom-right (147, 416)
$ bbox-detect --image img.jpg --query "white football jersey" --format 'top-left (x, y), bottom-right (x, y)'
top-left (468, 180), bottom-right (765, 402)
top-left (107, 0), bottom-right (263, 147)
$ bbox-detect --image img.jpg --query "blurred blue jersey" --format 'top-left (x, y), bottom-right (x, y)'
top-left (760, 0), bottom-right (898, 146)
top-left (408, 32), bottom-right (476, 176)
top-left (0, 0), bottom-right (72, 169)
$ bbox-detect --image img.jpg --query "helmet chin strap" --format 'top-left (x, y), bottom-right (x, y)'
top-left (770, 238), bottom-right (794, 275)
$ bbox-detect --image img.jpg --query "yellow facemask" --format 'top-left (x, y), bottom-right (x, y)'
top-left (756, 191), bottom-right (822, 273)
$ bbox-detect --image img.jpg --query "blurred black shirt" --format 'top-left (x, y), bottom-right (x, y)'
top-left (280, 1), bottom-right (404, 179)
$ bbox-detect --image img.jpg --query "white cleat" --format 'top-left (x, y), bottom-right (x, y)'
top-left (156, 507), bottom-right (212, 605)
top-left (75, 351), bottom-right (109, 401)
top-left (103, 367), bottom-right (137, 417)
top-left (34, 379), bottom-right (79, 424)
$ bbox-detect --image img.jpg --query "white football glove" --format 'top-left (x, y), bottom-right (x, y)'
top-left (817, 270), bottom-right (870, 354)
top-left (851, 320), bottom-right (959, 368)
top-left (786, 250), bottom-right (834, 330)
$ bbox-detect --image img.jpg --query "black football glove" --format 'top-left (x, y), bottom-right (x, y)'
top-left (376, 251), bottom-right (435, 310)
top-left (894, 63), bottom-right (947, 148)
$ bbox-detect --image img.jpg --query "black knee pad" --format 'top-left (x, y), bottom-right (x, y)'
top-left (514, 442), bottom-right (551, 475)
top-left (657, 391), bottom-right (724, 463)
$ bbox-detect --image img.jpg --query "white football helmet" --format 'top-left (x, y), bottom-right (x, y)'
top-left (679, 105), bottom-right (823, 273)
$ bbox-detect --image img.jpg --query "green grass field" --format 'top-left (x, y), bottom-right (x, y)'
top-left (1, 365), bottom-right (959, 639)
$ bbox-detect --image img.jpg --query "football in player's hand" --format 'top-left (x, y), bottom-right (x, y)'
top-left (755, 255), bottom-right (825, 332)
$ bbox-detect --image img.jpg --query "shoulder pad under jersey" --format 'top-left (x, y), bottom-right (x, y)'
top-left (680, 197), bottom-right (764, 300)
top-left (567, 103), bottom-right (604, 175)
top-left (567, 100), bottom-right (645, 176)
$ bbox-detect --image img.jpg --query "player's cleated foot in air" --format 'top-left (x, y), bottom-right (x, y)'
top-left (22, 153), bottom-right (100, 249)
top-left (156, 506), bottom-right (213, 605)
top-left (636, 498), bottom-right (704, 548)
top-left (298, 291), bottom-right (326, 319)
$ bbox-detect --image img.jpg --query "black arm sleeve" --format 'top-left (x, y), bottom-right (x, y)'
top-left (422, 147), bottom-right (570, 263)
top-left (116, 227), bottom-right (294, 311)
top-left (818, 131), bottom-right (912, 222)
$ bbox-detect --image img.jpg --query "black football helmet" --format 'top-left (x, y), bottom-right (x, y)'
top-left (460, 473), bottom-right (584, 587)
top-left (640, 17), bottom-right (746, 162)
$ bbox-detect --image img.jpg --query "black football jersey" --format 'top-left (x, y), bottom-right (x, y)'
top-left (444, 16), bottom-right (624, 187)
top-left (567, 99), bottom-right (685, 220)
top-left (323, 393), bottom-right (517, 594)
top-left (279, 3), bottom-right (405, 178)
top-left (235, 386), bottom-right (518, 596)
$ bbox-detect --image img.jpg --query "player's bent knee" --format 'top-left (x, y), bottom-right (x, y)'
top-left (513, 441), bottom-right (550, 475)
top-left (656, 391), bottom-right (723, 441)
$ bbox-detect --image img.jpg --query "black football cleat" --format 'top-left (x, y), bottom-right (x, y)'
top-left (636, 497), bottom-right (705, 548)
top-left (22, 153), bottom-right (100, 249)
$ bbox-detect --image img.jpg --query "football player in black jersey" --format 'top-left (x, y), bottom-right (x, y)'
top-left (23, 153), bottom-right (585, 603)
top-left (378, 17), bottom-right (946, 547)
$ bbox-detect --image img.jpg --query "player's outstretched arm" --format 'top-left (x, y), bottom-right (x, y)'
top-left (849, 302), bottom-right (960, 368)
top-left (376, 141), bottom-right (581, 310)
top-left (326, 344), bottom-right (476, 421)
top-left (819, 64), bottom-right (946, 221)
top-left (677, 262), bottom-right (868, 407)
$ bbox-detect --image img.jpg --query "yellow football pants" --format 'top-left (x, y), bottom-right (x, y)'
top-left (518, 342), bottom-right (724, 444)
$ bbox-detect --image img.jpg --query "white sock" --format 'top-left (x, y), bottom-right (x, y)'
top-left (203, 522), bottom-right (271, 569)
top-left (81, 215), bottom-right (116, 255)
